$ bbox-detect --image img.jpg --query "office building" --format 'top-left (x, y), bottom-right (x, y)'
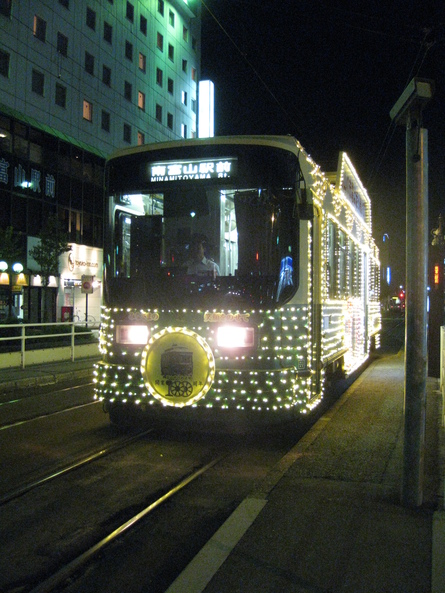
top-left (0, 0), bottom-right (202, 321)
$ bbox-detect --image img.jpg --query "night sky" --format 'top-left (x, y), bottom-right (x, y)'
top-left (200, 0), bottom-right (445, 287)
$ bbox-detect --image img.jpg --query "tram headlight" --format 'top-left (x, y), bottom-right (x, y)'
top-left (116, 325), bottom-right (149, 345)
top-left (217, 325), bottom-right (255, 349)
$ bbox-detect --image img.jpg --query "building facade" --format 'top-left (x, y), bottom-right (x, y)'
top-left (0, 0), bottom-right (201, 322)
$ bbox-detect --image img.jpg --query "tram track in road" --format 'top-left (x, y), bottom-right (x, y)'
top-left (0, 380), bottom-right (96, 428)
top-left (0, 427), bottom-right (154, 506)
top-left (0, 422), bottom-right (302, 593)
top-left (27, 455), bottom-right (226, 593)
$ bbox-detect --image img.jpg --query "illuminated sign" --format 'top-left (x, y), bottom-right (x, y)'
top-left (149, 158), bottom-right (237, 182)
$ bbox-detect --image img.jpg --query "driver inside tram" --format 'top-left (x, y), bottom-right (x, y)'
top-left (186, 236), bottom-right (220, 278)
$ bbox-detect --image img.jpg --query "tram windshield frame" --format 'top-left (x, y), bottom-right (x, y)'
top-left (104, 142), bottom-right (301, 309)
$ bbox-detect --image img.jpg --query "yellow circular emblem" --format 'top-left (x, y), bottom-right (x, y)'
top-left (140, 327), bottom-right (215, 407)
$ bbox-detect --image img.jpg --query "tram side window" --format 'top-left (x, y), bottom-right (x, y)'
top-left (338, 229), bottom-right (347, 297)
top-left (115, 213), bottom-right (132, 277)
top-left (348, 239), bottom-right (359, 297)
top-left (328, 220), bottom-right (337, 298)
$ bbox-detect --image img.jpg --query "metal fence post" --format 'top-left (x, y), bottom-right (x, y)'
top-left (21, 324), bottom-right (26, 369)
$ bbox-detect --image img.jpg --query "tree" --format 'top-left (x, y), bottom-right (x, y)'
top-left (29, 216), bottom-right (71, 322)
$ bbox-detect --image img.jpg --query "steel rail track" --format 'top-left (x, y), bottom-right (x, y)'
top-left (0, 427), bottom-right (154, 506)
top-left (27, 455), bottom-right (225, 593)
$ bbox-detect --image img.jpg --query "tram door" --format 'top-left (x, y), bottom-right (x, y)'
top-left (311, 206), bottom-right (323, 394)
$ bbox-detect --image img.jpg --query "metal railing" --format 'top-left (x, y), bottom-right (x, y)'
top-left (0, 321), bottom-right (99, 369)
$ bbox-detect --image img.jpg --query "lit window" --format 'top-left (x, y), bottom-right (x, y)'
top-left (83, 100), bottom-right (93, 121)
top-left (191, 67), bottom-right (197, 82)
top-left (139, 52), bottom-right (146, 72)
top-left (138, 91), bottom-right (145, 111)
top-left (33, 15), bottom-right (46, 42)
top-left (181, 90), bottom-right (187, 105)
top-left (137, 131), bottom-right (145, 145)
top-left (181, 123), bottom-right (187, 138)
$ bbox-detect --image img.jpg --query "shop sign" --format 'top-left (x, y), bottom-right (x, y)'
top-left (0, 158), bottom-right (55, 198)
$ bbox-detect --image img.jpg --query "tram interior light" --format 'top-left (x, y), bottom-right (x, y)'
top-left (217, 325), bottom-right (254, 349)
top-left (116, 325), bottom-right (150, 345)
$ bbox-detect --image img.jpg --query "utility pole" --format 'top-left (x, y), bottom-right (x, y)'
top-left (390, 78), bottom-right (434, 507)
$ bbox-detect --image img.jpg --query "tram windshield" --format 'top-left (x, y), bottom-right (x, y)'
top-left (104, 145), bottom-right (300, 309)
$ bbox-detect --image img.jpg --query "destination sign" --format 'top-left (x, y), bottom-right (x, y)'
top-left (148, 157), bottom-right (237, 182)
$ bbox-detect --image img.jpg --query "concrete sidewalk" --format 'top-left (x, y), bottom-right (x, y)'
top-left (0, 357), bottom-right (98, 396)
top-left (165, 351), bottom-right (445, 593)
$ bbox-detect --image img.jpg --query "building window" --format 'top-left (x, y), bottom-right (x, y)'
top-left (0, 49), bottom-right (10, 77)
top-left (33, 15), bottom-right (47, 42)
top-left (155, 104), bottom-right (162, 123)
top-left (167, 78), bottom-right (174, 94)
top-left (55, 83), bottom-right (67, 107)
top-left (140, 15), bottom-right (147, 35)
top-left (181, 90), bottom-right (187, 105)
top-left (138, 52), bottom-right (146, 72)
top-left (104, 21), bottom-right (112, 43)
top-left (191, 98), bottom-right (197, 113)
top-left (181, 123), bottom-right (187, 138)
top-left (169, 10), bottom-right (175, 27)
top-left (31, 69), bottom-right (44, 95)
top-left (123, 123), bottom-right (131, 143)
top-left (168, 44), bottom-right (174, 62)
top-left (57, 32), bottom-right (68, 56)
top-left (126, 2), bottom-right (134, 22)
top-left (157, 32), bottom-right (163, 51)
top-left (83, 100), bottom-right (93, 121)
top-left (85, 51), bottom-right (94, 75)
top-left (137, 131), bottom-right (145, 145)
top-left (183, 26), bottom-right (188, 42)
top-left (156, 67), bottom-right (163, 87)
top-left (86, 7), bottom-right (96, 31)
top-left (191, 67), bottom-right (197, 82)
top-left (0, 0), bottom-right (12, 17)
top-left (124, 81), bottom-right (132, 101)
top-left (102, 64), bottom-right (111, 86)
top-left (157, 0), bottom-right (164, 16)
top-left (167, 112), bottom-right (173, 130)
top-left (125, 40), bottom-right (133, 61)
top-left (182, 59), bottom-right (187, 73)
top-left (138, 91), bottom-right (145, 111)
top-left (101, 110), bottom-right (110, 132)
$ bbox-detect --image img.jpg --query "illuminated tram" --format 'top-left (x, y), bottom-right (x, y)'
top-left (95, 135), bottom-right (380, 426)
